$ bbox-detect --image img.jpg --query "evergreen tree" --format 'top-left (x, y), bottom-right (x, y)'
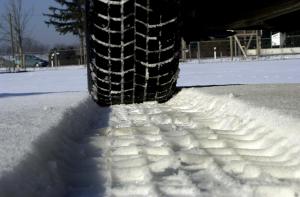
top-left (44, 0), bottom-right (86, 64)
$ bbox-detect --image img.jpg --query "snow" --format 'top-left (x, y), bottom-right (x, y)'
top-left (179, 59), bottom-right (300, 86)
top-left (0, 59), bottom-right (300, 197)
top-left (0, 66), bottom-right (87, 94)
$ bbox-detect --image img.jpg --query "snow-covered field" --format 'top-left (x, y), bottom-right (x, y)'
top-left (0, 60), bottom-right (300, 197)
top-left (179, 58), bottom-right (300, 86)
top-left (0, 66), bottom-right (87, 94)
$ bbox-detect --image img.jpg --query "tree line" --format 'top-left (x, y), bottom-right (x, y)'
top-left (44, 0), bottom-right (86, 65)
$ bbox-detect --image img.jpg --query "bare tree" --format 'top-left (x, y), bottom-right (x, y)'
top-left (0, 16), bottom-right (10, 44)
top-left (0, 0), bottom-right (32, 68)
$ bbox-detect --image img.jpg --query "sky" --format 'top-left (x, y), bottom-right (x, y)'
top-left (0, 0), bottom-right (78, 47)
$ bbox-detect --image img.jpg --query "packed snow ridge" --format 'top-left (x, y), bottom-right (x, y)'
top-left (2, 88), bottom-right (300, 197)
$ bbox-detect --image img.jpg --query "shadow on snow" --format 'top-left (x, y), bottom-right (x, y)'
top-left (0, 98), bottom-right (111, 197)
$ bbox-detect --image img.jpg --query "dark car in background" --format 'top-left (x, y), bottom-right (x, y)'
top-left (25, 55), bottom-right (49, 67)
top-left (15, 55), bottom-right (49, 68)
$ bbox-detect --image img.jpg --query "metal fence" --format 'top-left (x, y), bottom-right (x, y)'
top-left (182, 34), bottom-right (300, 62)
top-left (2, 34), bottom-right (300, 70)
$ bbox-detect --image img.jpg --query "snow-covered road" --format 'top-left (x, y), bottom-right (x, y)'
top-left (1, 59), bottom-right (300, 197)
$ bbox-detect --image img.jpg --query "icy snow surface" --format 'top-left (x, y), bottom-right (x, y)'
top-left (0, 59), bottom-right (300, 196)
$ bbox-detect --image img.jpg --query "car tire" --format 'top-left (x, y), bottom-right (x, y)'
top-left (86, 0), bottom-right (180, 106)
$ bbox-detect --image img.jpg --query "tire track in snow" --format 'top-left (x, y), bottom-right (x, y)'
top-left (66, 89), bottom-right (300, 197)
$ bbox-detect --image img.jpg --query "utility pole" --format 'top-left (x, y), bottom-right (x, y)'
top-left (256, 30), bottom-right (262, 57)
top-left (9, 13), bottom-right (15, 69)
top-left (230, 36), bottom-right (233, 61)
top-left (181, 38), bottom-right (187, 61)
top-left (197, 41), bottom-right (201, 63)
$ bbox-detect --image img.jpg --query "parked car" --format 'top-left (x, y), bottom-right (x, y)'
top-left (25, 55), bottom-right (49, 67)
top-left (15, 55), bottom-right (49, 68)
